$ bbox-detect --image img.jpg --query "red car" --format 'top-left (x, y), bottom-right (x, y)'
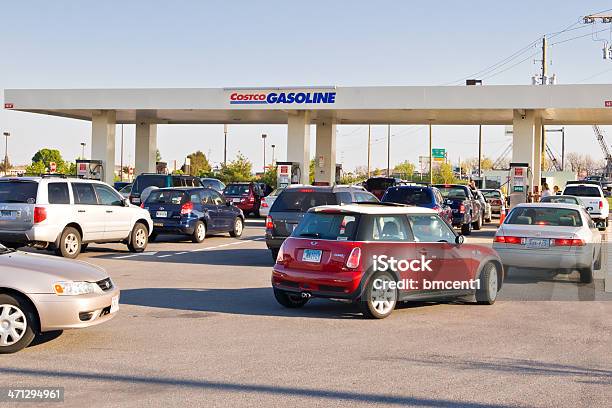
top-left (223, 182), bottom-right (264, 217)
top-left (272, 204), bottom-right (503, 319)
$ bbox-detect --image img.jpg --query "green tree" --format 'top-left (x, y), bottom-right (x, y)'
top-left (258, 167), bottom-right (277, 189)
top-left (156, 149), bottom-right (162, 162)
top-left (394, 160), bottom-right (415, 180)
top-left (32, 148), bottom-right (65, 170)
top-left (218, 153), bottom-right (253, 182)
top-left (187, 151), bottom-right (212, 176)
top-left (433, 162), bottom-right (455, 184)
top-left (25, 161), bottom-right (47, 175)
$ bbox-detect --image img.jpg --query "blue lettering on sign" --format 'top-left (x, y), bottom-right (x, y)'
top-left (235, 92), bottom-right (337, 105)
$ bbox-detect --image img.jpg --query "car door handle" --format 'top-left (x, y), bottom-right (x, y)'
top-left (78, 210), bottom-right (86, 213)
top-left (106, 210), bottom-right (113, 213)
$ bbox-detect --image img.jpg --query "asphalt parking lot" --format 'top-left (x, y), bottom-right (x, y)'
top-left (2, 219), bottom-right (611, 408)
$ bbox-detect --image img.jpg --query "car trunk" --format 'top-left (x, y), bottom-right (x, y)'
top-left (497, 225), bottom-right (579, 251)
top-left (0, 181), bottom-right (38, 231)
top-left (145, 191), bottom-right (187, 220)
top-left (283, 238), bottom-right (356, 273)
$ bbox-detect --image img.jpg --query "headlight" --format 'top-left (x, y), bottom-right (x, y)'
top-left (53, 281), bottom-right (97, 296)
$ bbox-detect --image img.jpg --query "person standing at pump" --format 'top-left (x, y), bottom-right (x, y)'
top-left (541, 183), bottom-right (551, 199)
top-left (553, 185), bottom-right (560, 195)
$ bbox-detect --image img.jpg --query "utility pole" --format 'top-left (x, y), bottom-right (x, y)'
top-left (386, 125), bottom-right (391, 177)
top-left (261, 133), bottom-right (267, 173)
top-left (367, 124), bottom-right (371, 178)
top-left (478, 125), bottom-right (482, 178)
top-left (428, 123), bottom-right (433, 184)
top-left (2, 132), bottom-right (9, 175)
top-left (540, 36), bottom-right (548, 172)
top-left (223, 124), bottom-right (228, 166)
top-left (120, 124), bottom-right (124, 181)
top-left (271, 144), bottom-right (276, 166)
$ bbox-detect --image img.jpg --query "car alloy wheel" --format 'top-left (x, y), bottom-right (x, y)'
top-left (476, 262), bottom-right (498, 304)
top-left (0, 304), bottom-right (27, 347)
top-left (360, 271), bottom-right (397, 319)
top-left (232, 218), bottom-right (243, 237)
top-left (134, 228), bottom-right (147, 248)
top-left (64, 233), bottom-right (79, 255)
top-left (196, 223), bottom-right (205, 241)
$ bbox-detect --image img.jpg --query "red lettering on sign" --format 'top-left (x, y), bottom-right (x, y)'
top-left (605, 101), bottom-right (612, 107)
top-left (515, 168), bottom-right (523, 176)
top-left (4, 103), bottom-right (13, 109)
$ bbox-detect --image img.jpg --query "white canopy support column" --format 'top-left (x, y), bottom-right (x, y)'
top-left (91, 110), bottom-right (116, 183)
top-left (533, 116), bottom-right (543, 195)
top-left (135, 119), bottom-right (158, 175)
top-left (512, 109), bottom-right (536, 191)
top-left (287, 111), bottom-right (311, 184)
top-left (314, 119), bottom-right (337, 185)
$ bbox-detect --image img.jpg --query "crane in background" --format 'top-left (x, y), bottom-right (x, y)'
top-left (592, 125), bottom-right (612, 177)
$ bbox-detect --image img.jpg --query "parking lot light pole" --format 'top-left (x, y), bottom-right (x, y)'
top-left (271, 144), bottom-right (276, 166)
top-left (223, 124), bottom-right (228, 167)
top-left (3, 132), bottom-right (9, 175)
top-left (80, 142), bottom-right (86, 159)
top-left (262, 134), bottom-right (267, 173)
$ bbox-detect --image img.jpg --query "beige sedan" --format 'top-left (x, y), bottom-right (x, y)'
top-left (0, 245), bottom-right (119, 353)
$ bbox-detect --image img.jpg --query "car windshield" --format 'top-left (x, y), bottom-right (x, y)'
top-left (146, 190), bottom-right (186, 205)
top-left (506, 207), bottom-right (583, 227)
top-left (224, 184), bottom-right (250, 195)
top-left (541, 196), bottom-right (579, 205)
top-left (133, 175), bottom-right (167, 194)
top-left (481, 190), bottom-right (501, 199)
top-left (271, 190), bottom-right (337, 212)
top-left (437, 186), bottom-right (467, 199)
top-left (564, 186), bottom-right (601, 197)
top-left (383, 188), bottom-right (433, 205)
top-left (293, 213), bottom-right (359, 240)
top-left (366, 178), bottom-right (395, 190)
top-left (0, 181), bottom-right (38, 203)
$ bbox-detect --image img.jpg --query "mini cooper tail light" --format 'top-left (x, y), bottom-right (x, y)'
top-left (276, 245), bottom-right (285, 264)
top-left (181, 201), bottom-right (194, 215)
top-left (345, 247), bottom-right (361, 269)
top-left (34, 207), bottom-right (47, 223)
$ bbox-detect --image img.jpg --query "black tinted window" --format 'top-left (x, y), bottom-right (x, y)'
top-left (94, 184), bottom-right (123, 206)
top-left (48, 183), bottom-right (70, 204)
top-left (134, 175), bottom-right (167, 193)
top-left (436, 186), bottom-right (468, 199)
top-left (224, 184), bottom-right (250, 195)
top-left (146, 190), bottom-right (186, 205)
top-left (383, 187), bottom-right (433, 205)
top-left (0, 181), bottom-right (38, 204)
top-left (366, 178), bottom-right (395, 190)
top-left (564, 186), bottom-right (601, 197)
top-left (271, 191), bottom-right (337, 212)
top-left (72, 183), bottom-right (97, 205)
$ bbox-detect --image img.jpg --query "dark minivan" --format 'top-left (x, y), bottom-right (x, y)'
top-left (364, 177), bottom-right (405, 200)
top-left (129, 174), bottom-right (202, 205)
top-left (265, 185), bottom-right (378, 260)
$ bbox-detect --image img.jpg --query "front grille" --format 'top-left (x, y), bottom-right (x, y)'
top-left (96, 278), bottom-right (113, 292)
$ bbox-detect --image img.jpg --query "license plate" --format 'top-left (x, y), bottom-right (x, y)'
top-left (525, 238), bottom-right (550, 249)
top-left (0, 210), bottom-right (16, 219)
top-left (132, 197), bottom-right (141, 204)
top-left (156, 211), bottom-right (167, 218)
top-left (302, 249), bottom-right (322, 263)
top-left (232, 198), bottom-right (241, 203)
top-left (110, 295), bottom-right (120, 313)
top-left (153, 222), bottom-right (163, 227)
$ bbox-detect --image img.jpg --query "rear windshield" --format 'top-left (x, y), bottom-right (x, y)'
top-left (366, 178), bottom-right (395, 190)
top-left (437, 186), bottom-right (467, 199)
top-left (383, 187), bottom-right (433, 205)
top-left (133, 175), bottom-right (167, 194)
top-left (146, 190), bottom-right (186, 205)
top-left (564, 186), bottom-right (601, 197)
top-left (506, 207), bottom-right (583, 227)
top-left (540, 196), bottom-right (579, 205)
top-left (481, 190), bottom-right (501, 199)
top-left (0, 181), bottom-right (38, 204)
top-left (201, 179), bottom-right (225, 190)
top-left (271, 191), bottom-right (337, 212)
top-left (292, 213), bottom-right (359, 240)
top-left (224, 184), bottom-right (250, 196)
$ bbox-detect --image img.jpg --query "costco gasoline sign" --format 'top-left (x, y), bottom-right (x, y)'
top-left (229, 91), bottom-right (336, 105)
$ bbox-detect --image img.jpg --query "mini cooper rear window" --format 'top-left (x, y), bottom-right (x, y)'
top-left (292, 213), bottom-right (358, 240)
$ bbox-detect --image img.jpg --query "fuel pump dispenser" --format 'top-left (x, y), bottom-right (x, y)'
top-left (276, 161), bottom-right (302, 188)
top-left (508, 162), bottom-right (530, 209)
top-left (76, 160), bottom-right (103, 180)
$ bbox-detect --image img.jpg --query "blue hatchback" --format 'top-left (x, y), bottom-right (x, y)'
top-left (143, 187), bottom-right (244, 242)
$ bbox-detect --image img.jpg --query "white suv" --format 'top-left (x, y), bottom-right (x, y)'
top-left (0, 176), bottom-right (153, 258)
top-left (562, 182), bottom-right (610, 230)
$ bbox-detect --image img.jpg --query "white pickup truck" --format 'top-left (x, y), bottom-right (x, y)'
top-left (562, 183), bottom-right (609, 230)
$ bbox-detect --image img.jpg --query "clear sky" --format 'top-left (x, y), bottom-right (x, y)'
top-left (1, 0), bottom-right (612, 172)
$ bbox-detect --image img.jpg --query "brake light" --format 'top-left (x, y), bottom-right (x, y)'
top-left (248, 195), bottom-right (255, 203)
top-left (459, 204), bottom-right (465, 213)
top-left (276, 244), bottom-right (285, 264)
top-left (266, 216), bottom-right (274, 229)
top-left (299, 189), bottom-right (314, 193)
top-left (140, 202), bottom-right (145, 208)
top-left (181, 201), bottom-right (194, 215)
top-left (261, 200), bottom-right (268, 208)
top-left (33, 207), bottom-right (46, 223)
top-left (552, 238), bottom-right (585, 247)
top-left (599, 200), bottom-right (603, 209)
top-left (345, 247), bottom-right (361, 269)
top-left (494, 236), bottom-right (522, 244)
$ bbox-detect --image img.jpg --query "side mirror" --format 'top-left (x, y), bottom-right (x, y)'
top-left (455, 235), bottom-right (465, 245)
top-left (123, 198), bottom-right (131, 207)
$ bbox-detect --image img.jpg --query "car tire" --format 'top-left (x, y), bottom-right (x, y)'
top-left (473, 213), bottom-right (483, 230)
top-left (191, 221), bottom-right (206, 243)
top-left (0, 294), bottom-right (37, 354)
top-left (271, 248), bottom-right (279, 262)
top-left (149, 233), bottom-right (158, 243)
top-left (594, 248), bottom-right (602, 270)
top-left (80, 243), bottom-right (89, 252)
top-left (273, 288), bottom-right (309, 308)
top-left (476, 262), bottom-right (499, 305)
top-left (485, 214), bottom-right (492, 223)
top-left (461, 222), bottom-right (472, 235)
top-left (127, 222), bottom-right (148, 252)
top-left (229, 217), bottom-right (243, 238)
top-left (359, 271), bottom-right (398, 319)
top-left (579, 267), bottom-right (593, 284)
top-left (55, 227), bottom-right (81, 259)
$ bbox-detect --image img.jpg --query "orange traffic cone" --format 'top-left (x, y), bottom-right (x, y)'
top-left (499, 209), bottom-right (506, 226)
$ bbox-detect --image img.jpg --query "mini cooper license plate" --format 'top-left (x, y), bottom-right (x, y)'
top-left (156, 211), bottom-right (167, 218)
top-left (302, 249), bottom-right (322, 263)
top-left (110, 295), bottom-right (120, 313)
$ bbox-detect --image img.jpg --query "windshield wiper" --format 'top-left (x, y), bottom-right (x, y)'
top-left (298, 232), bottom-right (320, 238)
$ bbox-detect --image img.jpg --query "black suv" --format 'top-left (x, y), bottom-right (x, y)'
top-left (265, 185), bottom-right (378, 260)
top-left (129, 173), bottom-right (202, 205)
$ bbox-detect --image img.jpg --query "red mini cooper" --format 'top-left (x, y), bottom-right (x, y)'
top-left (271, 204), bottom-right (504, 319)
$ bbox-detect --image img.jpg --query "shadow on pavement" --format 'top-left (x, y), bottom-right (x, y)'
top-left (0, 366), bottom-right (528, 407)
top-left (29, 330), bottom-right (63, 348)
top-left (94, 248), bottom-right (275, 267)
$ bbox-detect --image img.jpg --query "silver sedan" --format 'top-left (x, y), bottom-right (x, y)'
top-left (0, 245), bottom-right (119, 353)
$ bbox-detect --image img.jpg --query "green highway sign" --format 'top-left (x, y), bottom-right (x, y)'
top-left (432, 148), bottom-right (445, 158)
